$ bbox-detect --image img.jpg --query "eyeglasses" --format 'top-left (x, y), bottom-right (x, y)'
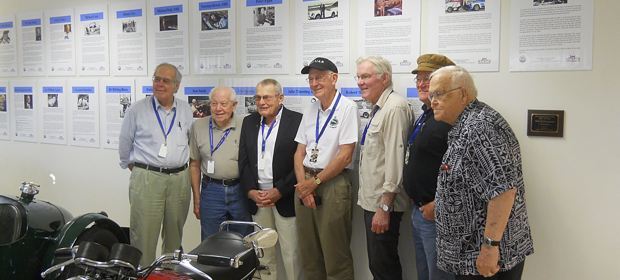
top-left (414, 75), bottom-right (431, 84)
top-left (254, 94), bottom-right (279, 102)
top-left (306, 74), bottom-right (330, 83)
top-left (152, 76), bottom-right (175, 85)
top-left (429, 87), bottom-right (462, 101)
top-left (354, 73), bottom-right (376, 82)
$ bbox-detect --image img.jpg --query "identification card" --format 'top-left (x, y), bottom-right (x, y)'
top-left (207, 160), bottom-right (215, 174)
top-left (404, 146), bottom-right (410, 165)
top-left (158, 144), bottom-right (168, 158)
top-left (258, 155), bottom-right (266, 170)
top-left (310, 147), bottom-right (319, 163)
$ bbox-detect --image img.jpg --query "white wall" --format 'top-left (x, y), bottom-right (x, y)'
top-left (1, 0), bottom-right (619, 279)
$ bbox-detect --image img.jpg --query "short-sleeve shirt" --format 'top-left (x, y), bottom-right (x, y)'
top-left (294, 92), bottom-right (359, 169)
top-left (435, 100), bottom-right (534, 275)
top-left (357, 87), bottom-right (413, 212)
top-left (189, 115), bottom-right (241, 180)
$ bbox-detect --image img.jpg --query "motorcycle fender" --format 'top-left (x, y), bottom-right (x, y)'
top-left (41, 212), bottom-right (128, 269)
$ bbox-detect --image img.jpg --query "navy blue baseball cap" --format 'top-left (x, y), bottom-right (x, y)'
top-left (301, 57), bottom-right (338, 74)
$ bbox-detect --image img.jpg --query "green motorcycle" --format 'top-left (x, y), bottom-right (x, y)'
top-left (0, 182), bottom-right (129, 280)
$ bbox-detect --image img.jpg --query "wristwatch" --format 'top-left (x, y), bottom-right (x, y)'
top-left (313, 176), bottom-right (322, 186)
top-left (379, 203), bottom-right (393, 212)
top-left (483, 236), bottom-right (501, 247)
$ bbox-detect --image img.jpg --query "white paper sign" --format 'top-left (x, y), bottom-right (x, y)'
top-left (190, 0), bottom-right (236, 74)
top-left (17, 12), bottom-right (46, 76)
top-left (0, 16), bottom-right (17, 77)
top-left (110, 1), bottom-right (148, 76)
top-left (10, 80), bottom-right (38, 142)
top-left (68, 79), bottom-right (100, 147)
top-left (38, 79), bottom-right (67, 144)
top-left (0, 81), bottom-right (10, 139)
top-left (100, 79), bottom-right (135, 149)
top-left (76, 6), bottom-right (110, 75)
top-left (148, 0), bottom-right (190, 75)
top-left (45, 9), bottom-right (76, 76)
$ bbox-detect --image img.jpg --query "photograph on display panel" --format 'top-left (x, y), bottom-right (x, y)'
top-left (189, 96), bottom-right (210, 118)
top-left (77, 94), bottom-right (90, 110)
top-left (308, 1), bottom-right (338, 20)
top-left (253, 6), bottom-right (275, 26)
top-left (0, 94), bottom-right (6, 111)
top-left (47, 94), bottom-right (58, 107)
top-left (159, 15), bottom-right (178, 31)
top-left (374, 0), bottom-right (402, 17)
top-left (201, 10), bottom-right (228, 31)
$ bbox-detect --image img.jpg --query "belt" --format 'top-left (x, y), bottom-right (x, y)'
top-left (303, 166), bottom-right (323, 176)
top-left (133, 162), bottom-right (188, 174)
top-left (206, 176), bottom-right (240, 186)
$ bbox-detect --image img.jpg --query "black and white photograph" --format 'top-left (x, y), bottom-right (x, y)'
top-left (0, 94), bottom-right (6, 111)
top-left (0, 30), bottom-right (11, 44)
top-left (308, 1), bottom-right (338, 20)
top-left (201, 10), bottom-right (228, 31)
top-left (47, 94), bottom-right (58, 107)
top-left (35, 26), bottom-right (41, 41)
top-left (77, 94), bottom-right (89, 110)
top-left (189, 96), bottom-right (210, 118)
top-left (253, 6), bottom-right (275, 26)
top-left (122, 20), bottom-right (136, 33)
top-left (24, 94), bottom-right (33, 109)
top-left (534, 0), bottom-right (568, 6)
top-left (159, 15), bottom-right (178, 31)
top-left (119, 94), bottom-right (131, 118)
top-left (354, 99), bottom-right (372, 119)
top-left (245, 96), bottom-right (257, 114)
top-left (374, 0), bottom-right (402, 17)
top-left (84, 22), bottom-right (100, 35)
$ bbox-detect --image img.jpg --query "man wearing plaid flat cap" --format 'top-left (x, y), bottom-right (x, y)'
top-left (403, 54), bottom-right (456, 280)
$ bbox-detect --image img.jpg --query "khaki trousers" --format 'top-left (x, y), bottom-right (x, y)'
top-left (295, 172), bottom-right (354, 280)
top-left (252, 206), bottom-right (301, 280)
top-left (129, 167), bottom-right (191, 267)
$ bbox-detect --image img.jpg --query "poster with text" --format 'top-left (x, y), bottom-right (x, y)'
top-left (0, 16), bottom-right (17, 77)
top-left (45, 9), bottom-right (76, 76)
top-left (10, 81), bottom-right (38, 142)
top-left (295, 0), bottom-right (351, 73)
top-left (0, 81), bottom-right (10, 139)
top-left (223, 78), bottom-right (262, 116)
top-left (509, 0), bottom-right (593, 71)
top-left (100, 79), bottom-right (135, 149)
top-left (17, 12), bottom-right (46, 76)
top-left (280, 76), bottom-right (314, 114)
top-left (357, 0), bottom-right (421, 73)
top-left (110, 1), bottom-right (148, 76)
top-left (148, 0), bottom-right (190, 75)
top-left (68, 79), bottom-right (100, 147)
top-left (240, 0), bottom-right (290, 74)
top-left (427, 0), bottom-right (500, 72)
top-left (76, 6), bottom-right (110, 75)
top-left (135, 77), bottom-right (153, 101)
top-left (180, 78), bottom-right (219, 119)
top-left (38, 79), bottom-right (67, 144)
top-left (190, 0), bottom-right (236, 74)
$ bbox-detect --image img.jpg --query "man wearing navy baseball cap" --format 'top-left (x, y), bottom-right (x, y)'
top-left (294, 57), bottom-right (358, 279)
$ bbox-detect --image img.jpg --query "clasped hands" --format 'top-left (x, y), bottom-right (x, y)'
top-left (248, 188), bottom-right (281, 207)
top-left (295, 177), bottom-right (319, 209)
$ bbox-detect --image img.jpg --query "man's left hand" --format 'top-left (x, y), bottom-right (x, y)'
top-left (262, 188), bottom-right (282, 205)
top-left (420, 201), bottom-right (435, 221)
top-left (295, 178), bottom-right (317, 199)
top-left (371, 209), bottom-right (390, 234)
top-left (476, 245), bottom-right (500, 277)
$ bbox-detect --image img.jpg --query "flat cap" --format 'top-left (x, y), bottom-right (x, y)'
top-left (411, 54), bottom-right (455, 74)
top-left (301, 57), bottom-right (338, 74)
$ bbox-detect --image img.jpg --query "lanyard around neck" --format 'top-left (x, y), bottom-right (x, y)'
top-left (209, 117), bottom-right (232, 156)
top-left (152, 97), bottom-right (177, 145)
top-left (261, 106), bottom-right (282, 155)
top-left (408, 110), bottom-right (429, 145)
top-left (360, 106), bottom-right (380, 146)
top-left (315, 93), bottom-right (342, 145)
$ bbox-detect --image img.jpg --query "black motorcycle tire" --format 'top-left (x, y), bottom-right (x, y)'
top-left (52, 225), bottom-right (120, 279)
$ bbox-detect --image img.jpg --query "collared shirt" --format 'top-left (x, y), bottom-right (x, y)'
top-left (189, 115), bottom-right (241, 180)
top-left (256, 108), bottom-right (283, 188)
top-left (435, 100), bottom-right (534, 275)
top-left (357, 87), bottom-right (413, 212)
top-left (403, 104), bottom-right (452, 206)
top-left (294, 92), bottom-right (359, 169)
top-left (119, 96), bottom-right (194, 169)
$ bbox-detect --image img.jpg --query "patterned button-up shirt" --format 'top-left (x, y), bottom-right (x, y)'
top-left (435, 100), bottom-right (534, 275)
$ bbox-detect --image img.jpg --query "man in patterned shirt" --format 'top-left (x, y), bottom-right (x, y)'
top-left (429, 65), bottom-right (534, 279)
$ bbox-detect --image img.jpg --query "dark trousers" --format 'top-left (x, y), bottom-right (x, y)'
top-left (455, 261), bottom-right (525, 280)
top-left (363, 210), bottom-right (403, 280)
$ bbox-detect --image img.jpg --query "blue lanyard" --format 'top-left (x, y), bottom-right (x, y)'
top-left (408, 110), bottom-right (428, 145)
top-left (360, 106), bottom-right (380, 146)
top-left (315, 93), bottom-right (342, 145)
top-left (261, 106), bottom-right (282, 155)
top-left (209, 118), bottom-right (232, 156)
top-left (151, 97), bottom-right (177, 145)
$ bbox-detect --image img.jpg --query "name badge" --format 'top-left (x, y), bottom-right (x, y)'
top-left (258, 156), bottom-right (266, 171)
top-left (207, 160), bottom-right (215, 174)
top-left (158, 144), bottom-right (167, 158)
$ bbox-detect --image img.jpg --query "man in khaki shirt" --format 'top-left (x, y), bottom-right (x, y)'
top-left (356, 56), bottom-right (413, 280)
top-left (189, 86), bottom-right (251, 240)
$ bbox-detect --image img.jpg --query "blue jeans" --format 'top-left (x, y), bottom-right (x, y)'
top-left (200, 180), bottom-right (252, 240)
top-left (411, 206), bottom-right (454, 280)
